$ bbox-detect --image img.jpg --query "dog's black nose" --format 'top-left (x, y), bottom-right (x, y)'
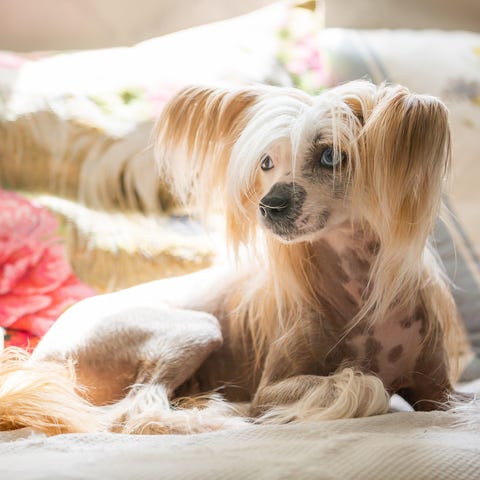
top-left (259, 187), bottom-right (292, 220)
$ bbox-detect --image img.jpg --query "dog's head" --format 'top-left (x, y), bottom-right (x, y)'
top-left (244, 85), bottom-right (362, 243)
top-left (156, 81), bottom-right (451, 325)
top-left (155, 81), bottom-right (450, 252)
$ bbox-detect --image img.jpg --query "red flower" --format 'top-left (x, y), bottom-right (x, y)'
top-left (0, 190), bottom-right (95, 350)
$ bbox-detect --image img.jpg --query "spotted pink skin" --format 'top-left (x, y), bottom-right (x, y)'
top-left (168, 224), bottom-right (454, 412)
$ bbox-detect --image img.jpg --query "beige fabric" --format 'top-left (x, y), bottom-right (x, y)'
top-left (325, 0), bottom-right (480, 31)
top-left (1, 407), bottom-right (479, 479)
top-left (0, 0), bottom-right (276, 51)
top-left (1, 382), bottom-right (478, 479)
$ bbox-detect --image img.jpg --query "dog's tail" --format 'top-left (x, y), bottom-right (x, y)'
top-left (0, 347), bottom-right (101, 435)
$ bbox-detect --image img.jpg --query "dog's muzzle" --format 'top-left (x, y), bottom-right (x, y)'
top-left (259, 183), bottom-right (294, 221)
top-left (259, 196), bottom-right (291, 220)
top-left (259, 181), bottom-right (307, 232)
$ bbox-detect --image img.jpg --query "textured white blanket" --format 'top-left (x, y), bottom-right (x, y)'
top-left (1, 405), bottom-right (479, 480)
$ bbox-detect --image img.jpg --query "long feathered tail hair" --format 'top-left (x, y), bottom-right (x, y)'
top-left (0, 348), bottom-right (101, 435)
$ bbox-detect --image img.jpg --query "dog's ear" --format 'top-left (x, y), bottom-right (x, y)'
top-left (353, 85), bottom-right (451, 321)
top-left (154, 86), bottom-right (258, 218)
top-left (358, 86), bottom-right (451, 242)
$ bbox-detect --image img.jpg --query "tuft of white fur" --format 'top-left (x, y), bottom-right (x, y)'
top-left (228, 89), bottom-right (312, 211)
top-left (105, 384), bottom-right (249, 435)
top-left (257, 368), bottom-right (390, 424)
top-left (449, 392), bottom-right (480, 431)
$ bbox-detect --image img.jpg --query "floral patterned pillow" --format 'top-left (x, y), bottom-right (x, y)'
top-left (0, 190), bottom-right (94, 350)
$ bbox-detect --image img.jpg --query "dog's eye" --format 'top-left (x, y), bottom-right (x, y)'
top-left (320, 147), bottom-right (342, 168)
top-left (260, 155), bottom-right (274, 171)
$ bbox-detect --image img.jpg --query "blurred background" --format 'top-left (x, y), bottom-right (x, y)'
top-left (0, 0), bottom-right (479, 51)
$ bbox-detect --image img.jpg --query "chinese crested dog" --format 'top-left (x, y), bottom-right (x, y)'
top-left (0, 80), bottom-right (477, 434)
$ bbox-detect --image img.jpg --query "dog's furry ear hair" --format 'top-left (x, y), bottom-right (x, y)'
top-left (352, 85), bottom-right (451, 322)
top-left (154, 86), bottom-right (258, 221)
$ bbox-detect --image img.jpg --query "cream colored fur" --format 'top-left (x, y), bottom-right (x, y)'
top-left (0, 348), bottom-right (101, 434)
top-left (256, 369), bottom-right (390, 424)
top-left (105, 385), bottom-right (247, 434)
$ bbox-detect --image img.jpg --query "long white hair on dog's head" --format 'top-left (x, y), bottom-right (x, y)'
top-left (155, 84), bottom-right (318, 356)
top-left (155, 85), bottom-right (312, 246)
top-left (155, 81), bottom-right (460, 372)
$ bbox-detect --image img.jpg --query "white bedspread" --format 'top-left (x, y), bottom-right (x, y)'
top-left (1, 400), bottom-right (479, 480)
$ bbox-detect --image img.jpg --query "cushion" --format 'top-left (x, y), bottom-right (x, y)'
top-left (1, 381), bottom-right (479, 480)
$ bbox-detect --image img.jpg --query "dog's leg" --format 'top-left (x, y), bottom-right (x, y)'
top-left (399, 346), bottom-right (480, 426)
top-left (28, 292), bottom-right (248, 434)
top-left (89, 303), bottom-right (247, 434)
top-left (396, 337), bottom-right (453, 411)
top-left (251, 369), bottom-right (390, 424)
top-left (34, 297), bottom-right (223, 400)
